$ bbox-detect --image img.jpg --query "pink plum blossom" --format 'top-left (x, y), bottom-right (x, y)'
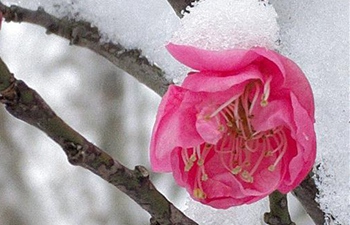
top-left (150, 43), bottom-right (316, 209)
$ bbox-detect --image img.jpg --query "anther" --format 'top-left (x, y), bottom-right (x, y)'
top-left (201, 174), bottom-right (208, 181)
top-left (185, 161), bottom-right (193, 171)
top-left (197, 159), bottom-right (204, 166)
top-left (231, 166), bottom-right (242, 175)
top-left (261, 76), bottom-right (272, 107)
top-left (241, 170), bottom-right (254, 183)
top-left (193, 188), bottom-right (207, 199)
top-left (268, 165), bottom-right (276, 171)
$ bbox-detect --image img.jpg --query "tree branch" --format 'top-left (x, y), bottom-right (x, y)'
top-left (0, 2), bottom-right (172, 96)
top-left (292, 172), bottom-right (325, 225)
top-left (167, 0), bottom-right (199, 17)
top-left (0, 57), bottom-right (197, 225)
top-left (264, 191), bottom-right (295, 225)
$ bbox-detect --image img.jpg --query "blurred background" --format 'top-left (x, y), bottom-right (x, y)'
top-left (0, 22), bottom-right (312, 225)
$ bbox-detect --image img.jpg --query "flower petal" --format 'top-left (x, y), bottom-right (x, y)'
top-left (252, 47), bottom-right (315, 119)
top-left (167, 43), bottom-right (260, 71)
top-left (182, 64), bottom-right (263, 92)
top-left (278, 93), bottom-right (316, 192)
top-left (150, 85), bottom-right (204, 171)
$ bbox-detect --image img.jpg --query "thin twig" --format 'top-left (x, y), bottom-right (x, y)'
top-left (0, 57), bottom-right (197, 225)
top-left (0, 2), bottom-right (172, 96)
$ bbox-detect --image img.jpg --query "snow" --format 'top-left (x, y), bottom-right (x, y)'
top-left (3, 0), bottom-right (186, 81)
top-left (171, 0), bottom-right (280, 51)
top-left (271, 1), bottom-right (349, 224)
top-left (1, 0), bottom-right (349, 224)
top-left (184, 198), bottom-right (268, 225)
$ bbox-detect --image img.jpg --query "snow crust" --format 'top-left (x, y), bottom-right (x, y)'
top-left (171, 0), bottom-right (280, 51)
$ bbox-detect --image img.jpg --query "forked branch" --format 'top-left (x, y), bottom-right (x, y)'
top-left (0, 58), bottom-right (197, 225)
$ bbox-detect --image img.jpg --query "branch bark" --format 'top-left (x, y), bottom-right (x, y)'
top-left (0, 2), bottom-right (172, 96)
top-left (167, 0), bottom-right (199, 17)
top-left (264, 191), bottom-right (295, 225)
top-left (292, 172), bottom-right (325, 225)
top-left (0, 57), bottom-right (197, 225)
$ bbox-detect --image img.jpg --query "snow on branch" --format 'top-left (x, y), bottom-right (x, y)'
top-left (0, 57), bottom-right (196, 225)
top-left (0, 2), bottom-right (172, 96)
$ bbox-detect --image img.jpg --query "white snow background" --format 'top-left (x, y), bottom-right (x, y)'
top-left (0, 0), bottom-right (349, 224)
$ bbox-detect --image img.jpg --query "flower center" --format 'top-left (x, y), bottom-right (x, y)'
top-left (181, 79), bottom-right (288, 200)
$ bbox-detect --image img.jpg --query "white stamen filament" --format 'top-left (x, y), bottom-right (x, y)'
top-left (261, 76), bottom-right (272, 106)
top-left (249, 82), bottom-right (261, 115)
top-left (210, 94), bottom-right (240, 117)
top-left (182, 80), bottom-right (289, 194)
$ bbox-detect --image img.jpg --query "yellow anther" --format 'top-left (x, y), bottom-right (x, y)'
top-left (264, 150), bottom-right (273, 157)
top-left (231, 166), bottom-right (242, 175)
top-left (241, 170), bottom-right (254, 183)
top-left (184, 161), bottom-right (193, 171)
top-left (201, 173), bottom-right (208, 181)
top-left (189, 154), bottom-right (197, 162)
top-left (217, 124), bottom-right (225, 132)
top-left (193, 188), bottom-right (207, 199)
top-left (261, 98), bottom-right (268, 107)
top-left (197, 159), bottom-right (204, 166)
top-left (268, 165), bottom-right (276, 171)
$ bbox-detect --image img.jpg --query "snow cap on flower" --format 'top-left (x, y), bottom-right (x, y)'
top-left (150, 44), bottom-right (316, 208)
top-left (171, 0), bottom-right (279, 51)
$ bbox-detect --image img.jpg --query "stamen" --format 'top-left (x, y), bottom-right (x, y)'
top-left (193, 188), bottom-right (206, 199)
top-left (223, 107), bottom-right (234, 119)
top-left (249, 82), bottom-right (261, 115)
top-left (187, 80), bottom-right (289, 188)
top-left (241, 170), bottom-right (254, 183)
top-left (231, 166), bottom-right (242, 174)
top-left (210, 94), bottom-right (240, 117)
top-left (268, 130), bottom-right (287, 171)
top-left (184, 161), bottom-right (193, 172)
top-left (181, 148), bottom-right (197, 171)
top-left (245, 139), bottom-right (259, 152)
top-left (233, 99), bottom-right (241, 129)
top-left (268, 165), bottom-right (276, 171)
top-left (181, 148), bottom-right (191, 171)
top-left (249, 138), bottom-right (267, 176)
top-left (261, 76), bottom-right (272, 107)
top-left (201, 173), bottom-right (208, 181)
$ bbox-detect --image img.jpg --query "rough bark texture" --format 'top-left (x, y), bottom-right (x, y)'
top-left (0, 58), bottom-right (197, 225)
